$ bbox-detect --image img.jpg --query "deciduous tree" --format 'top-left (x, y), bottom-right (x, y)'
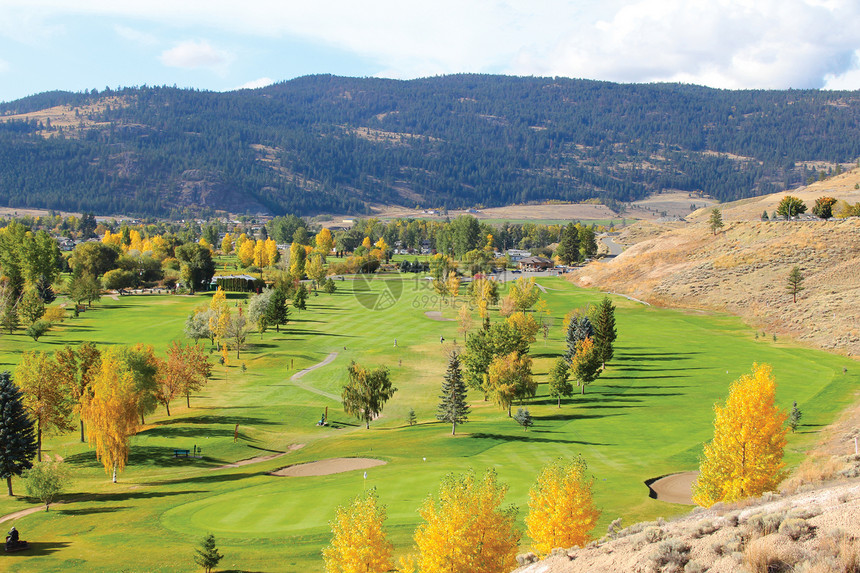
top-left (413, 469), bottom-right (519, 573)
top-left (571, 337), bottom-right (601, 395)
top-left (15, 351), bottom-right (74, 461)
top-left (0, 371), bottom-right (38, 496)
top-left (692, 363), bottom-right (788, 507)
top-left (548, 357), bottom-right (573, 408)
top-left (776, 195), bottom-right (807, 219)
top-left (322, 490), bottom-right (393, 573)
top-left (812, 196), bottom-right (838, 219)
top-left (486, 351), bottom-right (534, 416)
top-left (81, 351), bottom-right (141, 483)
top-left (24, 459), bottom-right (69, 511)
top-left (508, 276), bottom-right (540, 311)
top-left (342, 362), bottom-right (397, 429)
top-left (526, 457), bottom-right (600, 555)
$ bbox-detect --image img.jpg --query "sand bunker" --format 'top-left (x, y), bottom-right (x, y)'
top-left (647, 471), bottom-right (698, 504)
top-left (270, 457), bottom-right (386, 477)
top-left (424, 311), bottom-right (455, 321)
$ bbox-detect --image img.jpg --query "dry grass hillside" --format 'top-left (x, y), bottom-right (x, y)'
top-left (688, 167), bottom-right (860, 222)
top-left (575, 218), bottom-right (860, 357)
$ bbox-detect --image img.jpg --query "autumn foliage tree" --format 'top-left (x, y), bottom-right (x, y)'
top-left (322, 489), bottom-right (393, 573)
top-left (692, 363), bottom-right (788, 507)
top-left (342, 362), bottom-right (397, 429)
top-left (486, 351), bottom-right (535, 416)
top-left (571, 337), bottom-right (602, 395)
top-left (412, 469), bottom-right (520, 573)
top-left (81, 350), bottom-right (141, 483)
top-left (526, 457), bottom-right (601, 555)
top-left (15, 351), bottom-right (75, 461)
top-left (158, 341), bottom-right (211, 412)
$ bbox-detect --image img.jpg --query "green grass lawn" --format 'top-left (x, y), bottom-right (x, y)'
top-left (0, 277), bottom-right (855, 572)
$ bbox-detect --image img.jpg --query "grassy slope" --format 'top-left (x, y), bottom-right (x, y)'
top-left (0, 277), bottom-right (855, 572)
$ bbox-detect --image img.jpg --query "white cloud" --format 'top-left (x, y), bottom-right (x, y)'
top-left (7, 1), bottom-right (860, 88)
top-left (160, 40), bottom-right (233, 70)
top-left (233, 77), bottom-right (275, 90)
top-left (114, 24), bottom-right (158, 46)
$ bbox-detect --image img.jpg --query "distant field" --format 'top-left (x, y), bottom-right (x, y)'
top-left (0, 277), bottom-right (855, 572)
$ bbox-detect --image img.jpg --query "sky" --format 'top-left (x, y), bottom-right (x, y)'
top-left (2, 0), bottom-right (860, 103)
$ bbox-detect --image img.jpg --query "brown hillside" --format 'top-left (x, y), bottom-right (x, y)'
top-left (574, 219), bottom-right (860, 357)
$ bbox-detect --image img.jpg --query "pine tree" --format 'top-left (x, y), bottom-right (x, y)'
top-left (513, 407), bottom-right (533, 431)
top-left (787, 401), bottom-right (802, 433)
top-left (708, 208), bottom-right (724, 235)
top-left (436, 352), bottom-right (470, 435)
top-left (193, 533), bottom-right (224, 573)
top-left (526, 457), bottom-right (600, 555)
top-left (692, 363), bottom-right (788, 507)
top-left (548, 357), bottom-right (573, 408)
top-left (322, 489), bottom-right (393, 573)
top-left (590, 297), bottom-right (617, 368)
top-left (555, 223), bottom-right (581, 265)
top-left (786, 266), bottom-right (804, 303)
top-left (266, 287), bottom-right (289, 332)
top-left (292, 284), bottom-right (308, 311)
top-left (564, 315), bottom-right (593, 362)
top-left (406, 408), bottom-right (417, 426)
top-left (0, 371), bottom-right (38, 496)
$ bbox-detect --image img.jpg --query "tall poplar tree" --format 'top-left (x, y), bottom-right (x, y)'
top-left (0, 371), bottom-right (38, 496)
top-left (436, 352), bottom-right (470, 435)
top-left (322, 490), bottom-right (393, 573)
top-left (16, 351), bottom-right (75, 461)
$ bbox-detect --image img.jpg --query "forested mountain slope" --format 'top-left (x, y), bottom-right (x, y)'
top-left (2, 75), bottom-right (860, 217)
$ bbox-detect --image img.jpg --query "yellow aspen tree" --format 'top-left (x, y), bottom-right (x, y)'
top-left (506, 312), bottom-right (539, 344)
top-left (264, 239), bottom-right (279, 267)
top-left (289, 242), bottom-right (306, 279)
top-left (253, 239), bottom-right (267, 268)
top-left (692, 363), bottom-right (788, 507)
top-left (486, 352), bottom-right (534, 416)
top-left (526, 457), bottom-right (600, 555)
top-left (238, 238), bottom-right (256, 267)
top-left (128, 230), bottom-right (143, 253)
top-left (221, 232), bottom-right (234, 254)
top-left (235, 232), bottom-right (247, 252)
top-left (198, 237), bottom-right (212, 252)
top-left (361, 236), bottom-right (372, 250)
top-left (571, 337), bottom-right (601, 395)
top-left (208, 287), bottom-right (229, 344)
top-left (446, 273), bottom-right (461, 299)
top-left (322, 490), bottom-right (393, 573)
top-left (457, 303), bottom-right (473, 341)
top-left (413, 469), bottom-right (519, 573)
top-left (315, 228), bottom-right (334, 258)
top-left (81, 351), bottom-right (140, 483)
top-left (149, 235), bottom-right (170, 260)
top-left (15, 351), bottom-right (75, 461)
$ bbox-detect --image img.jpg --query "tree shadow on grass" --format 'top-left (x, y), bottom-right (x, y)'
top-left (58, 506), bottom-right (130, 516)
top-left (65, 446), bottom-right (221, 469)
top-left (151, 415), bottom-right (276, 427)
top-left (141, 426), bottom-right (256, 441)
top-left (533, 412), bottom-right (626, 423)
top-left (3, 541), bottom-right (71, 557)
top-left (143, 470), bottom-right (270, 487)
top-left (63, 489), bottom-right (208, 503)
top-left (469, 432), bottom-right (612, 446)
top-left (614, 352), bottom-right (700, 361)
top-left (600, 375), bottom-right (688, 381)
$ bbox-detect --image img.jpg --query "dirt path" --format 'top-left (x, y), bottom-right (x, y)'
top-left (209, 443), bottom-right (305, 471)
top-left (0, 504), bottom-right (53, 525)
top-left (270, 457), bottom-right (386, 477)
top-left (424, 311), bottom-right (455, 321)
top-left (289, 353), bottom-right (341, 401)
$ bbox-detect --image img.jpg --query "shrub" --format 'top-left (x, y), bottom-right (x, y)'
top-left (43, 306), bottom-right (66, 323)
top-left (25, 320), bottom-right (50, 341)
top-left (778, 517), bottom-right (813, 541)
top-left (693, 520), bottom-right (718, 538)
top-left (651, 539), bottom-right (690, 569)
top-left (644, 526), bottom-right (663, 543)
top-left (746, 512), bottom-right (784, 537)
top-left (744, 536), bottom-right (798, 573)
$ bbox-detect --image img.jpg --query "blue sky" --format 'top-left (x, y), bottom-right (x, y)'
top-left (2, 1), bottom-right (860, 103)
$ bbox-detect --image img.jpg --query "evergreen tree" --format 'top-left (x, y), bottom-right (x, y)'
top-left (708, 208), bottom-right (724, 235)
top-left (564, 315), bottom-right (593, 362)
top-left (555, 223), bottom-right (580, 265)
top-left (776, 196), bottom-right (807, 219)
top-left (34, 276), bottom-right (56, 304)
top-left (322, 278), bottom-right (337, 294)
top-left (761, 210), bottom-right (769, 221)
top-left (193, 533), bottom-right (224, 573)
top-left (787, 401), bottom-right (802, 433)
top-left (406, 408), bottom-right (417, 426)
top-left (292, 284), bottom-right (308, 311)
top-left (266, 287), bottom-right (290, 332)
top-left (513, 407), bottom-right (533, 431)
top-left (786, 266), bottom-right (805, 303)
top-left (0, 371), bottom-right (38, 496)
top-left (590, 297), bottom-right (617, 368)
top-left (436, 351), bottom-right (470, 435)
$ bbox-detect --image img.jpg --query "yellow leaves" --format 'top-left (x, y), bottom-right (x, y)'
top-left (238, 238), bottom-right (256, 267)
top-left (486, 351), bottom-right (534, 414)
top-left (322, 490), bottom-right (393, 573)
top-left (446, 273), bottom-right (461, 298)
top-left (221, 232), bottom-right (234, 254)
top-left (81, 350), bottom-right (141, 479)
top-left (315, 228), bottom-right (334, 256)
top-left (362, 236), bottom-right (373, 250)
top-left (693, 363), bottom-right (789, 507)
top-left (506, 312), bottom-right (539, 344)
top-left (526, 457), bottom-right (600, 556)
top-left (413, 470), bottom-right (519, 573)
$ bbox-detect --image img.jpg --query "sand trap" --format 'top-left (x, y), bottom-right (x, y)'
top-left (270, 457), bottom-right (386, 477)
top-left (424, 311), bottom-right (455, 321)
top-left (647, 471), bottom-right (698, 504)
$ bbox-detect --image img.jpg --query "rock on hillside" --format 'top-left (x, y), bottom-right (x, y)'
top-left (574, 219), bottom-right (860, 357)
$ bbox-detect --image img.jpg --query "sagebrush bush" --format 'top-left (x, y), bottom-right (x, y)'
top-left (746, 512), bottom-right (785, 537)
top-left (644, 526), bottom-right (663, 543)
top-left (778, 517), bottom-right (813, 541)
top-left (651, 539), bottom-right (691, 569)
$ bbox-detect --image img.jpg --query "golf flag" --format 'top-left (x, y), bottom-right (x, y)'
top-left (364, 471), bottom-right (367, 479)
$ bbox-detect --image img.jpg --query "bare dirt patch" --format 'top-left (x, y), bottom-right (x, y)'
top-left (270, 457), bottom-right (386, 477)
top-left (424, 311), bottom-right (455, 321)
